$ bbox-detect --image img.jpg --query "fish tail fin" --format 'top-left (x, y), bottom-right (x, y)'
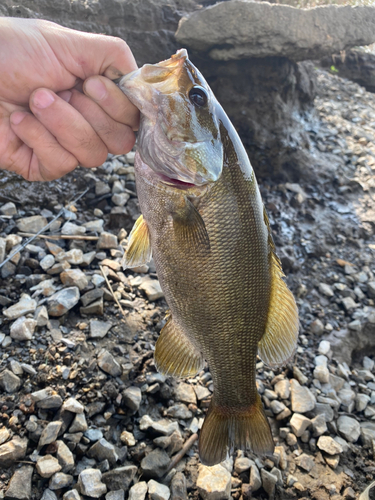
top-left (199, 393), bottom-right (274, 466)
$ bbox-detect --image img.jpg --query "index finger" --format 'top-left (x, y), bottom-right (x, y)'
top-left (83, 75), bottom-right (139, 130)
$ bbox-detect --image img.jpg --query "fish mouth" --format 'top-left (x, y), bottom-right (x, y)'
top-left (156, 172), bottom-right (199, 190)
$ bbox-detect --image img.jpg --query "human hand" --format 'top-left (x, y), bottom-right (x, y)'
top-left (0, 17), bottom-right (139, 181)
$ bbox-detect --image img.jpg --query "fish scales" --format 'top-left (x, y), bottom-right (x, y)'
top-left (119, 49), bottom-right (299, 465)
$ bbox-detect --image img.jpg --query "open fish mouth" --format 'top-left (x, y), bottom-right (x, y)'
top-left (156, 173), bottom-right (197, 190)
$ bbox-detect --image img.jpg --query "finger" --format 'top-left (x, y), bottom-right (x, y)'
top-left (83, 75), bottom-right (139, 130)
top-left (9, 111), bottom-right (78, 181)
top-left (29, 88), bottom-right (108, 168)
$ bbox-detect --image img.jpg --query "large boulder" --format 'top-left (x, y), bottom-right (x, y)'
top-left (176, 2), bottom-right (375, 62)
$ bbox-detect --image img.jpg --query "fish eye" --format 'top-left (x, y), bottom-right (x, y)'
top-left (189, 86), bottom-right (208, 107)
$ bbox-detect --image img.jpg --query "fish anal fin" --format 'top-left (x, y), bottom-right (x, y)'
top-left (199, 393), bottom-right (274, 466)
top-left (171, 199), bottom-right (210, 251)
top-left (121, 215), bottom-right (152, 269)
top-left (155, 316), bottom-right (204, 378)
top-left (258, 251), bottom-right (299, 368)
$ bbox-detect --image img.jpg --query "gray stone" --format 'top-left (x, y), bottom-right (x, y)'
top-left (81, 288), bottom-right (104, 307)
top-left (0, 427), bottom-right (10, 445)
top-left (337, 415), bottom-right (361, 443)
top-left (368, 281), bottom-right (375, 298)
top-left (141, 449), bottom-right (170, 479)
top-left (10, 316), bottom-right (37, 341)
top-left (0, 436), bottom-right (28, 467)
top-left (123, 386), bottom-right (142, 411)
top-left (139, 278), bottom-right (164, 301)
top-left (260, 469), bottom-right (278, 498)
top-left (249, 465), bottom-right (262, 492)
top-left (102, 466), bottom-right (138, 491)
top-left (129, 482), bottom-right (148, 500)
top-left (1, 202), bottom-right (17, 215)
top-left (363, 356), bottom-right (375, 371)
top-left (36, 455), bottom-right (62, 478)
top-left (317, 436), bottom-right (343, 455)
top-left (170, 473), bottom-right (187, 500)
top-left (56, 440), bottom-right (75, 473)
top-left (60, 269), bottom-right (88, 290)
top-left (0, 369), bottom-right (21, 393)
top-left (360, 422), bottom-right (375, 448)
top-left (60, 249), bottom-right (84, 265)
top-left (10, 360), bottom-right (23, 376)
top-left (338, 387), bottom-right (356, 406)
top-left (3, 295), bottom-right (37, 319)
top-left (295, 453), bottom-right (315, 472)
top-left (1, 260), bottom-right (16, 278)
top-left (319, 283), bottom-right (334, 297)
top-left (356, 393), bottom-right (370, 412)
top-left (274, 379), bottom-right (290, 399)
top-left (78, 469), bottom-right (107, 498)
top-left (311, 319), bottom-right (325, 335)
top-left (311, 414), bottom-right (327, 437)
top-left (41, 490), bottom-right (58, 500)
top-left (174, 382), bottom-right (197, 404)
top-left (38, 421), bottom-right (62, 448)
top-left (98, 350), bottom-right (122, 377)
top-left (17, 215), bottom-right (47, 233)
top-left (148, 480), bottom-right (170, 500)
top-left (290, 413), bottom-right (311, 437)
top-left (194, 385), bottom-right (211, 401)
top-left (69, 413), bottom-right (88, 433)
top-left (83, 220), bottom-right (104, 233)
top-left (176, 2), bottom-right (375, 62)
top-left (0, 237), bottom-right (6, 263)
top-left (165, 404), bottom-right (193, 420)
top-left (5, 466), bottom-right (33, 500)
top-left (314, 365), bottom-right (330, 384)
top-left (197, 464), bottom-right (231, 500)
top-left (139, 415), bottom-right (179, 436)
top-left (49, 473), bottom-right (74, 490)
top-left (62, 398), bottom-right (84, 414)
top-left (84, 429), bottom-right (103, 442)
top-left (234, 457), bottom-right (253, 474)
top-left (80, 298), bottom-right (104, 316)
top-left (48, 287), bottom-right (80, 316)
top-left (112, 192), bottom-right (130, 207)
top-left (31, 388), bottom-right (63, 409)
top-left (40, 254), bottom-right (55, 271)
top-left (106, 491), bottom-right (124, 500)
top-left (97, 232), bottom-right (118, 249)
top-left (87, 438), bottom-right (119, 465)
top-left (61, 222), bottom-right (86, 236)
top-left (63, 490), bottom-right (81, 500)
top-left (90, 320), bottom-right (112, 339)
top-left (96, 181), bottom-right (111, 196)
top-left (290, 379), bottom-right (316, 413)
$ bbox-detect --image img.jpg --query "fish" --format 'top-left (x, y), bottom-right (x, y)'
top-left (119, 49), bottom-right (299, 466)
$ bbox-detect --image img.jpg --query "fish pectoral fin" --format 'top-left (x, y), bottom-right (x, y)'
top-left (199, 394), bottom-right (274, 466)
top-left (155, 316), bottom-right (205, 378)
top-left (171, 199), bottom-right (210, 250)
top-left (121, 215), bottom-right (152, 269)
top-left (258, 252), bottom-right (299, 368)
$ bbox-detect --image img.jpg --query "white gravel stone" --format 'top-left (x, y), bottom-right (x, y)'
top-left (249, 465), bottom-right (262, 492)
top-left (290, 413), bottom-right (311, 437)
top-left (10, 316), bottom-right (37, 341)
top-left (234, 457), bottom-right (253, 474)
top-left (36, 455), bottom-right (62, 478)
top-left (78, 469), bottom-right (107, 497)
top-left (197, 464), bottom-right (231, 500)
top-left (290, 379), bottom-right (316, 413)
top-left (318, 340), bottom-right (331, 356)
top-left (317, 436), bottom-right (343, 455)
top-left (128, 481), bottom-right (148, 500)
top-left (63, 398), bottom-right (84, 414)
top-left (319, 283), bottom-right (334, 297)
top-left (148, 480), bottom-right (170, 500)
top-left (274, 379), bottom-right (290, 399)
top-left (3, 295), bottom-right (37, 319)
top-left (314, 365), bottom-right (330, 384)
top-left (356, 393), bottom-right (370, 412)
top-left (337, 415), bottom-right (361, 443)
top-left (17, 215), bottom-right (47, 233)
top-left (139, 278), bottom-right (164, 301)
top-left (60, 269), bottom-right (88, 290)
top-left (40, 254), bottom-right (55, 271)
top-left (61, 222), bottom-right (86, 236)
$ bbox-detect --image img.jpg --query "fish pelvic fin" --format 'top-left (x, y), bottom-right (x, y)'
top-left (121, 215), bottom-right (152, 269)
top-left (199, 393), bottom-right (274, 466)
top-left (258, 214), bottom-right (299, 368)
top-left (155, 316), bottom-right (205, 378)
top-left (171, 198), bottom-right (210, 251)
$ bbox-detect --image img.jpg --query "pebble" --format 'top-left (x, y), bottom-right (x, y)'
top-left (49, 472), bottom-right (74, 490)
top-left (5, 465), bottom-right (33, 500)
top-left (317, 436), bottom-right (343, 455)
top-left (337, 415), bottom-right (361, 443)
top-left (106, 491), bottom-right (124, 500)
top-left (90, 320), bottom-right (112, 338)
top-left (141, 449), bottom-right (170, 479)
top-left (234, 457), bottom-right (252, 474)
top-left (56, 440), bottom-right (75, 472)
top-left (87, 438), bottom-right (118, 465)
top-left (60, 269), bottom-right (88, 290)
top-left (140, 415), bottom-right (179, 436)
top-left (61, 222), bottom-right (86, 236)
top-left (0, 436), bottom-right (28, 467)
top-left (36, 455), bottom-right (62, 478)
top-left (10, 316), bottom-right (37, 341)
top-left (197, 464), bottom-right (231, 500)
top-left (97, 232), bottom-right (118, 249)
top-left (148, 480), bottom-right (170, 500)
top-left (38, 421), bottom-right (62, 448)
top-left (63, 491), bottom-right (81, 500)
top-left (295, 453), bottom-right (315, 472)
top-left (97, 350), bottom-right (122, 377)
top-left (120, 430), bottom-right (136, 447)
top-left (139, 278), bottom-right (164, 301)
top-left (0, 369), bottom-right (21, 393)
top-left (261, 469), bottom-right (278, 497)
top-left (41, 490), bottom-right (58, 500)
top-left (129, 482), bottom-right (148, 500)
top-left (69, 413), bottom-right (88, 433)
top-left (174, 382), bottom-right (197, 404)
top-left (63, 398), bottom-right (84, 414)
top-left (290, 379), bottom-right (316, 413)
top-left (78, 469), bottom-right (107, 498)
top-left (356, 393), bottom-right (370, 412)
top-left (318, 340), bottom-right (331, 356)
top-left (319, 283), bottom-right (334, 297)
top-left (40, 254), bottom-right (55, 271)
top-left (311, 319), bottom-right (324, 335)
top-left (274, 379), bottom-right (290, 399)
top-left (48, 287), bottom-right (80, 316)
top-left (3, 295), bottom-right (37, 319)
top-left (314, 365), bottom-right (330, 383)
top-left (123, 386), bottom-right (142, 411)
top-left (1, 202), bottom-right (17, 215)
top-left (17, 215), bottom-right (47, 233)
top-left (101, 466), bottom-right (137, 491)
top-left (290, 413), bottom-right (311, 437)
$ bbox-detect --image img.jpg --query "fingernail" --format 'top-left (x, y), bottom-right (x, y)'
top-left (10, 112), bottom-right (26, 125)
top-left (33, 89), bottom-right (55, 109)
top-left (58, 90), bottom-right (72, 103)
top-left (85, 78), bottom-right (107, 101)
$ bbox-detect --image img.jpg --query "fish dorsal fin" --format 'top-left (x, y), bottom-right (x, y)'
top-left (155, 315), bottom-right (205, 378)
top-left (258, 209), bottom-right (299, 368)
top-left (121, 215), bottom-right (152, 269)
top-left (171, 198), bottom-right (210, 250)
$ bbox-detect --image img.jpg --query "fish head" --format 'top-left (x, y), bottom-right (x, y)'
top-left (119, 49), bottom-right (223, 188)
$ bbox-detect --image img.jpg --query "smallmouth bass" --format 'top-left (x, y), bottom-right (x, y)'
top-left (119, 50), bottom-right (299, 466)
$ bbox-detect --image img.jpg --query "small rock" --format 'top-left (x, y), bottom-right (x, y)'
top-left (97, 232), bottom-right (118, 249)
top-left (319, 283), bottom-right (334, 297)
top-left (337, 416), bottom-right (360, 443)
top-left (174, 382), bottom-right (197, 404)
top-left (5, 465), bottom-right (33, 500)
top-left (0, 369), bottom-right (21, 393)
top-left (83, 220), bottom-right (104, 233)
top-left (234, 457), bottom-right (252, 474)
top-left (35, 305), bottom-right (49, 326)
top-left (80, 298), bottom-right (104, 315)
top-left (69, 413), bottom-right (88, 433)
top-left (101, 466), bottom-right (138, 491)
top-left (98, 350), bottom-right (122, 377)
top-left (295, 453), bottom-right (315, 472)
top-left (311, 414), bottom-right (327, 437)
top-left (36, 455), bottom-right (62, 478)
top-left (290, 413), bottom-right (311, 437)
top-left (290, 379), bottom-right (316, 413)
top-left (141, 449), bottom-right (170, 479)
top-left (249, 465), bottom-right (262, 492)
top-left (123, 386), bottom-right (142, 412)
top-left (0, 427), bottom-right (10, 445)
top-left (317, 436), bottom-right (343, 455)
top-left (260, 469), bottom-right (278, 498)
top-left (194, 385), bottom-right (211, 401)
top-left (363, 356), bottom-right (375, 371)
top-left (56, 440), bottom-right (75, 472)
top-left (106, 491), bottom-right (124, 500)
top-left (0, 436), bottom-right (28, 467)
top-left (311, 319), bottom-right (324, 335)
top-left (49, 472), bottom-right (74, 490)
top-left (60, 269), bottom-right (88, 290)
top-left (139, 278), bottom-right (164, 301)
top-left (17, 215), bottom-right (47, 233)
top-left (165, 404), bottom-right (193, 420)
top-left (61, 222), bottom-right (86, 236)
top-left (120, 431), bottom-right (136, 447)
top-left (87, 438), bottom-right (118, 466)
top-left (10, 316), bottom-right (37, 341)
top-left (170, 473), bottom-right (187, 500)
top-left (274, 379), bottom-right (290, 399)
top-left (342, 296), bottom-right (358, 311)
top-left (63, 490), bottom-right (81, 500)
top-left (48, 287), bottom-right (80, 316)
top-left (78, 469), bottom-right (107, 498)
top-left (356, 393), bottom-right (370, 412)
top-left (318, 340), bottom-right (331, 355)
top-left (38, 421), bottom-right (62, 448)
top-left (3, 295), bottom-right (37, 319)
top-left (90, 320), bottom-right (112, 339)
top-left (314, 365), bottom-right (330, 384)
top-left (40, 255), bottom-right (55, 271)
top-left (129, 482), bottom-right (148, 500)
top-left (197, 464), bottom-right (231, 500)
top-left (148, 480), bottom-right (170, 500)
top-left (41, 490), bottom-right (58, 500)
top-left (63, 398), bottom-right (84, 414)
top-left (0, 202), bottom-right (17, 216)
